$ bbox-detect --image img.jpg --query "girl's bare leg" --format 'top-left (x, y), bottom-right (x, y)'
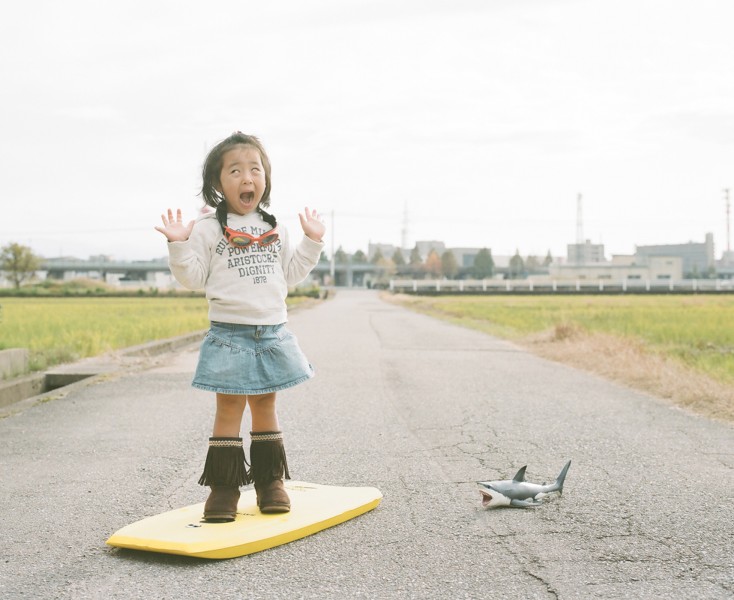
top-left (212, 393), bottom-right (248, 436)
top-left (246, 392), bottom-right (279, 432)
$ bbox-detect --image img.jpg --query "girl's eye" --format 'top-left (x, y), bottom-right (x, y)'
top-left (252, 168), bottom-right (261, 173)
top-left (231, 169), bottom-right (240, 175)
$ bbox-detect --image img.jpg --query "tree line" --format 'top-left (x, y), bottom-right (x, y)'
top-left (323, 246), bottom-right (554, 280)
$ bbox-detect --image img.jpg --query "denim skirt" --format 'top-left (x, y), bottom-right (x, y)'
top-left (192, 321), bottom-right (315, 395)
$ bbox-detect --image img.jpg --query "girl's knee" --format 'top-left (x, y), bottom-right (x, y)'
top-left (216, 394), bottom-right (247, 412)
top-left (247, 393), bottom-right (277, 410)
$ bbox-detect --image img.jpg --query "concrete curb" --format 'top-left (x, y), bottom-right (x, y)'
top-left (0, 372), bottom-right (46, 408)
top-left (0, 329), bottom-right (207, 413)
top-left (0, 348), bottom-right (29, 378)
top-left (119, 330), bottom-right (206, 357)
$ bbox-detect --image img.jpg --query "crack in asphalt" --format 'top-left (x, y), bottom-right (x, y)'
top-left (522, 567), bottom-right (560, 599)
top-left (365, 296), bottom-right (733, 596)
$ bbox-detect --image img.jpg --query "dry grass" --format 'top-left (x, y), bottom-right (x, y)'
top-left (524, 325), bottom-right (734, 423)
top-left (386, 293), bottom-right (734, 424)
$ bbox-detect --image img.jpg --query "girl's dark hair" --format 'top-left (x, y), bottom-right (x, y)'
top-left (200, 132), bottom-right (276, 232)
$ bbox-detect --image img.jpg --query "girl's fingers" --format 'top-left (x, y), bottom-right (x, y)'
top-left (160, 208), bottom-right (187, 228)
top-left (303, 207), bottom-right (321, 221)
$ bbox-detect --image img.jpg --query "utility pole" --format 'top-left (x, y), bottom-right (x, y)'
top-left (576, 193), bottom-right (583, 245)
top-left (401, 202), bottom-right (409, 250)
top-left (574, 193), bottom-right (584, 265)
top-left (725, 188), bottom-right (731, 253)
top-left (330, 210), bottom-right (335, 283)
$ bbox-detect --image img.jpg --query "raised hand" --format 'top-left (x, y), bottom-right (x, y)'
top-left (298, 207), bottom-right (326, 242)
top-left (154, 208), bottom-right (195, 242)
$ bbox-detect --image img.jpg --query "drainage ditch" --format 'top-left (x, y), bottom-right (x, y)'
top-left (0, 372), bottom-right (95, 408)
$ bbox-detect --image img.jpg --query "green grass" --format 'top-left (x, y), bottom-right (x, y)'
top-left (0, 295), bottom-right (313, 374)
top-left (396, 294), bottom-right (734, 383)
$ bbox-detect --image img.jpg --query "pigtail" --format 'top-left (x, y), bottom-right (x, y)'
top-left (216, 202), bottom-right (228, 234)
top-left (257, 206), bottom-right (277, 229)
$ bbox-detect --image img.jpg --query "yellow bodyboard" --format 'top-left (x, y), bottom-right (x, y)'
top-left (106, 481), bottom-right (382, 559)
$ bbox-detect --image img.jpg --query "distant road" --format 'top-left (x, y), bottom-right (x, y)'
top-left (1, 289), bottom-right (732, 599)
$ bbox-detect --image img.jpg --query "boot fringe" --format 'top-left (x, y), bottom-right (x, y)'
top-left (198, 437), bottom-right (251, 486)
top-left (250, 432), bottom-right (291, 486)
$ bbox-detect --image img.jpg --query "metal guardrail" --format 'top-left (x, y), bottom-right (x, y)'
top-left (389, 278), bottom-right (734, 294)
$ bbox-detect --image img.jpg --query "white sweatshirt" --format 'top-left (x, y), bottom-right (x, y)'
top-left (167, 211), bottom-right (324, 325)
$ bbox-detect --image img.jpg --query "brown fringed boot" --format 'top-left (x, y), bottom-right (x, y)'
top-left (250, 431), bottom-right (291, 514)
top-left (198, 437), bottom-right (250, 522)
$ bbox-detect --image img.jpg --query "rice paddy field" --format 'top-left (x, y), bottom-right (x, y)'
top-left (390, 294), bottom-right (734, 385)
top-left (0, 296), bottom-right (311, 374)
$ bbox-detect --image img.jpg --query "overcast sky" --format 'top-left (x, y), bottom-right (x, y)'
top-left (1, 0), bottom-right (732, 261)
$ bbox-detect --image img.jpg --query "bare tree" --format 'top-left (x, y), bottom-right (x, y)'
top-left (1, 243), bottom-right (41, 289)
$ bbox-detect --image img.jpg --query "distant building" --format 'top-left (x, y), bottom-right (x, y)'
top-left (566, 240), bottom-right (606, 265)
top-left (550, 255), bottom-right (683, 281)
top-left (635, 233), bottom-right (715, 277)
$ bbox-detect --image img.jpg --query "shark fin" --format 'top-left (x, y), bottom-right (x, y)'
top-left (512, 466), bottom-right (527, 482)
top-left (510, 498), bottom-right (542, 508)
top-left (554, 460), bottom-right (572, 494)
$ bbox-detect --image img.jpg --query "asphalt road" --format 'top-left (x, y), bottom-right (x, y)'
top-left (1, 289), bottom-right (732, 599)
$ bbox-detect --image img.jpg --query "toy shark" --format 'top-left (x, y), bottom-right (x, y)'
top-left (477, 460), bottom-right (571, 508)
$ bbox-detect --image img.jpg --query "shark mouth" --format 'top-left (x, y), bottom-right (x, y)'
top-left (480, 491), bottom-right (493, 508)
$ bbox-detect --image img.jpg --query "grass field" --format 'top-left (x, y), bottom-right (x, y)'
top-left (0, 296), bottom-right (311, 374)
top-left (391, 294), bottom-right (734, 383)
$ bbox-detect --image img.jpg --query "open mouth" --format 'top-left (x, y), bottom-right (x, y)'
top-left (480, 491), bottom-right (493, 508)
top-left (240, 192), bottom-right (255, 203)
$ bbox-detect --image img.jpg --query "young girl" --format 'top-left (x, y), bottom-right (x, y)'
top-left (155, 132), bottom-right (325, 521)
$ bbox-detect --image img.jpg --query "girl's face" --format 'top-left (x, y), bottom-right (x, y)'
top-left (217, 145), bottom-right (267, 216)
